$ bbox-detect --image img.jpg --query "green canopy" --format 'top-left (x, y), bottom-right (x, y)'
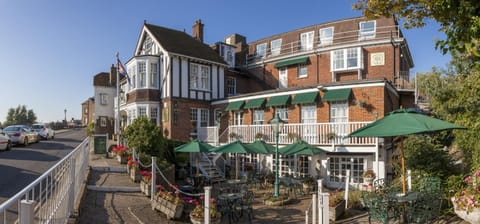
top-left (347, 108), bottom-right (466, 194)
top-left (212, 140), bottom-right (258, 154)
top-left (174, 139), bottom-right (214, 153)
top-left (347, 109), bottom-right (465, 137)
top-left (247, 140), bottom-right (275, 154)
top-left (279, 140), bottom-right (327, 155)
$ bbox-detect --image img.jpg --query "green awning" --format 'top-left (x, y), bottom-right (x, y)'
top-left (244, 98), bottom-right (266, 109)
top-left (274, 57), bottom-right (309, 68)
top-left (322, 89), bottom-right (352, 102)
top-left (225, 101), bottom-right (245, 111)
top-left (266, 95), bottom-right (291, 107)
top-left (292, 92), bottom-right (319, 104)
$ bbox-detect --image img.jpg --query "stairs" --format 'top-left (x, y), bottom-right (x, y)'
top-left (196, 153), bottom-right (226, 183)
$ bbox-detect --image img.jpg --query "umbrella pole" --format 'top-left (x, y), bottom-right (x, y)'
top-left (401, 140), bottom-right (406, 194)
top-left (236, 153), bottom-right (239, 180)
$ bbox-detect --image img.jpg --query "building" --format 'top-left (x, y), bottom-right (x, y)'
top-left (117, 17), bottom-right (415, 189)
top-left (81, 97), bottom-right (95, 127)
top-left (93, 66), bottom-right (118, 138)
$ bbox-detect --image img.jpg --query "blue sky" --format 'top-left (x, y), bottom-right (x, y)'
top-left (0, 0), bottom-right (450, 123)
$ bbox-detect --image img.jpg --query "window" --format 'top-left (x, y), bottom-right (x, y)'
top-left (150, 107), bottom-right (158, 124)
top-left (233, 111), bottom-right (243, 125)
top-left (84, 108), bottom-right (88, 114)
top-left (319, 27), bottom-right (334, 45)
top-left (100, 116), bottom-right (107, 127)
top-left (190, 63), bottom-right (210, 90)
top-left (331, 47), bottom-right (362, 71)
top-left (359, 20), bottom-right (376, 39)
top-left (139, 107), bottom-right (147, 117)
top-left (100, 93), bottom-right (108, 105)
top-left (270, 39), bottom-right (282, 56)
top-left (190, 109), bottom-right (198, 135)
top-left (142, 35), bottom-right (154, 55)
top-left (129, 66), bottom-right (136, 88)
top-left (253, 110), bottom-right (264, 125)
top-left (298, 64), bottom-right (308, 78)
top-left (300, 31), bottom-right (314, 51)
top-left (200, 109), bottom-right (209, 127)
top-left (226, 77), bottom-right (236, 96)
top-left (256, 43), bottom-right (266, 58)
top-left (150, 63), bottom-right (158, 88)
top-left (275, 106), bottom-right (288, 121)
top-left (138, 62), bottom-right (146, 87)
top-left (329, 156), bottom-right (365, 184)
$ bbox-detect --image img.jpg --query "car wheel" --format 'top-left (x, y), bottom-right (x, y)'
top-left (6, 141), bottom-right (11, 151)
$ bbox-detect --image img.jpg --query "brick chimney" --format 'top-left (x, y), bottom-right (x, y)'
top-left (192, 19), bottom-right (204, 42)
top-left (110, 64), bottom-right (116, 86)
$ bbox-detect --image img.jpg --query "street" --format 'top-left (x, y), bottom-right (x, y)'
top-left (0, 128), bottom-right (86, 204)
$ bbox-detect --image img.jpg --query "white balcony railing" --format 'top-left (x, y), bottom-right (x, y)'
top-left (199, 122), bottom-right (376, 146)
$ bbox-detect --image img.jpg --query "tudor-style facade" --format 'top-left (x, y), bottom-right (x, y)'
top-left (116, 17), bottom-right (415, 189)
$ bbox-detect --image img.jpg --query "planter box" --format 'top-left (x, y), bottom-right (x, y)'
top-left (152, 196), bottom-right (184, 219)
top-left (117, 154), bottom-right (127, 164)
top-left (329, 200), bottom-right (346, 221)
top-left (140, 180), bottom-right (151, 197)
top-left (190, 213), bottom-right (221, 224)
top-left (129, 167), bottom-right (141, 183)
top-left (455, 208), bottom-right (480, 223)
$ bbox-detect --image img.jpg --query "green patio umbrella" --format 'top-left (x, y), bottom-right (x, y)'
top-left (347, 108), bottom-right (466, 194)
top-left (279, 140), bottom-right (327, 155)
top-left (247, 140), bottom-right (275, 154)
top-left (175, 140), bottom-right (214, 175)
top-left (212, 140), bottom-right (259, 179)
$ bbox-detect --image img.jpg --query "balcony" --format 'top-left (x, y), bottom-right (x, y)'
top-left (199, 121), bottom-right (377, 147)
top-left (395, 71), bottom-right (413, 90)
top-left (246, 25), bottom-right (402, 65)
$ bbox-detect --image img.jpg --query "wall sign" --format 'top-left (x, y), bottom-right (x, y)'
top-left (371, 52), bottom-right (385, 66)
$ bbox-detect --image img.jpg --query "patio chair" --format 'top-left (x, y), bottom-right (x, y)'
top-left (361, 191), bottom-right (400, 224)
top-left (405, 192), bottom-right (442, 223)
top-left (235, 190), bottom-right (255, 223)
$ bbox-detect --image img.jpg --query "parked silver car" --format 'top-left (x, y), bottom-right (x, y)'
top-left (31, 123), bottom-right (55, 140)
top-left (0, 131), bottom-right (12, 150)
top-left (3, 125), bottom-right (39, 146)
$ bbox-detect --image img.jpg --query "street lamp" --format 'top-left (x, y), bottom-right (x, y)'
top-left (268, 113), bottom-right (286, 198)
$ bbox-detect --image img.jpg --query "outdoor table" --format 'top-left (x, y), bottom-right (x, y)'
top-left (227, 179), bottom-right (247, 185)
top-left (387, 191), bottom-right (419, 223)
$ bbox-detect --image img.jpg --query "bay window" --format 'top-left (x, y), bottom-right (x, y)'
top-left (190, 63), bottom-right (210, 90)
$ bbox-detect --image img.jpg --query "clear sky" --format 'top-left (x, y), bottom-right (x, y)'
top-left (0, 0), bottom-right (450, 124)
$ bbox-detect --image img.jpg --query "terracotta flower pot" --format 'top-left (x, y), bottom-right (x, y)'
top-left (189, 213), bottom-right (221, 224)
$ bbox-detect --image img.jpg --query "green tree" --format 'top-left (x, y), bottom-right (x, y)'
top-left (4, 105), bottom-right (37, 126)
top-left (353, 0), bottom-right (480, 70)
top-left (124, 116), bottom-right (163, 157)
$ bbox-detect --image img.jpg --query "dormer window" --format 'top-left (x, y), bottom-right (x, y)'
top-left (359, 21), bottom-right (376, 40)
top-left (271, 39), bottom-right (282, 56)
top-left (300, 31), bottom-right (314, 51)
top-left (256, 43), bottom-right (266, 58)
top-left (319, 27), bottom-right (334, 45)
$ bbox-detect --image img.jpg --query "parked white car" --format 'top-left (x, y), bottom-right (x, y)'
top-left (3, 125), bottom-right (39, 146)
top-left (0, 131), bottom-right (12, 150)
top-left (31, 123), bottom-right (55, 140)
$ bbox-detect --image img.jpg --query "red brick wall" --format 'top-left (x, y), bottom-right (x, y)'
top-left (127, 89), bottom-right (161, 103)
top-left (163, 98), bottom-right (211, 142)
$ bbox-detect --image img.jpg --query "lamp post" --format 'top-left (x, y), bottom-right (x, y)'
top-left (64, 109), bottom-right (67, 127)
top-left (269, 113), bottom-right (285, 198)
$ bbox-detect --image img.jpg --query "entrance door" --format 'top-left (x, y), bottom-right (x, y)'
top-left (301, 104), bottom-right (317, 143)
top-left (279, 68), bottom-right (288, 89)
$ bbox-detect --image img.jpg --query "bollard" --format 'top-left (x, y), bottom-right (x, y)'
top-left (151, 157), bottom-right (157, 201)
top-left (204, 186), bottom-right (211, 224)
top-left (305, 210), bottom-right (309, 224)
top-left (345, 170), bottom-right (350, 209)
top-left (20, 200), bottom-right (35, 224)
top-left (407, 169), bottom-right (412, 192)
top-left (312, 194), bottom-right (317, 224)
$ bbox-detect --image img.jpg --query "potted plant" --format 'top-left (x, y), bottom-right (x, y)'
top-left (263, 193), bottom-right (291, 206)
top-left (152, 185), bottom-right (184, 220)
top-left (139, 170), bottom-right (152, 196)
top-left (363, 169), bottom-right (376, 186)
top-left (112, 145), bottom-right (129, 164)
top-left (326, 132), bottom-right (337, 141)
top-left (255, 132), bottom-right (265, 140)
top-left (301, 176), bottom-right (315, 194)
top-left (189, 197), bottom-right (221, 224)
top-left (287, 132), bottom-right (299, 141)
top-left (451, 169), bottom-right (480, 223)
top-left (229, 132), bottom-right (238, 140)
top-left (329, 190), bottom-right (346, 221)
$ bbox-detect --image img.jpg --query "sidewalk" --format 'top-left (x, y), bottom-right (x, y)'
top-left (75, 146), bottom-right (469, 224)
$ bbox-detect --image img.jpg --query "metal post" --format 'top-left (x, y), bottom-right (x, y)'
top-left (116, 61), bottom-right (120, 145)
top-left (407, 169), bottom-right (412, 192)
top-left (344, 170), bottom-right (350, 209)
top-left (305, 210), bottom-right (309, 224)
top-left (68, 157), bottom-right (76, 214)
top-left (151, 157), bottom-right (157, 201)
top-left (274, 129), bottom-right (279, 198)
top-left (20, 200), bottom-right (34, 224)
top-left (312, 194), bottom-right (317, 224)
top-left (204, 186), bottom-right (211, 224)
top-left (321, 193), bottom-right (330, 224)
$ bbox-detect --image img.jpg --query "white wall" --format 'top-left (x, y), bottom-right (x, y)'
top-left (94, 86), bottom-right (116, 120)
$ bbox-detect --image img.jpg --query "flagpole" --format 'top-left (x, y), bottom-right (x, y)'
top-left (116, 53), bottom-right (121, 145)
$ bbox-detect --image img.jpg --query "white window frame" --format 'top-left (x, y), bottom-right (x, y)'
top-left (256, 43), bottom-right (267, 58)
top-left (233, 111), bottom-right (243, 125)
top-left (329, 156), bottom-right (365, 185)
top-left (300, 31), bottom-right (314, 51)
top-left (298, 64), bottom-right (308, 78)
top-left (100, 116), bottom-right (107, 127)
top-left (138, 61), bottom-right (147, 88)
top-left (142, 35), bottom-right (154, 55)
top-left (150, 107), bottom-right (158, 124)
top-left (275, 106), bottom-right (288, 122)
top-left (190, 63), bottom-right (210, 90)
top-left (100, 93), bottom-right (108, 105)
top-left (200, 109), bottom-right (209, 127)
top-left (359, 20), bottom-right (376, 40)
top-left (226, 77), bottom-right (236, 96)
top-left (319, 27), bottom-right (334, 45)
top-left (331, 47), bottom-right (362, 71)
top-left (190, 108), bottom-right (198, 135)
top-left (270, 39), bottom-right (282, 56)
top-left (253, 110), bottom-right (264, 125)
top-left (138, 107), bottom-right (147, 117)
top-left (150, 62), bottom-right (158, 88)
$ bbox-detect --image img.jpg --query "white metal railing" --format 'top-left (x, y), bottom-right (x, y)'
top-left (0, 137), bottom-right (90, 224)
top-left (197, 127), bottom-right (218, 145)
top-left (221, 122), bottom-right (376, 145)
top-left (246, 25), bottom-right (401, 64)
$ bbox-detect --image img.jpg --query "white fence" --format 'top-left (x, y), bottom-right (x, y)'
top-left (0, 137), bottom-right (90, 224)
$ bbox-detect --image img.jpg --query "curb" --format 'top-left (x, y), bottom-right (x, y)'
top-left (86, 185), bottom-right (141, 192)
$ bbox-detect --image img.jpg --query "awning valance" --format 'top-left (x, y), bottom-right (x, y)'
top-left (244, 98), bottom-right (266, 109)
top-left (266, 95), bottom-right (291, 107)
top-left (274, 57), bottom-right (309, 68)
top-left (322, 89), bottom-right (352, 102)
top-left (292, 92), bottom-right (319, 104)
top-left (225, 101), bottom-right (245, 111)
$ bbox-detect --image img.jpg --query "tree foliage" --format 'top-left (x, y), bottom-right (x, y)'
top-left (4, 105), bottom-right (37, 126)
top-left (353, 0), bottom-right (480, 70)
top-left (124, 116), bottom-right (163, 156)
top-left (417, 69), bottom-right (480, 170)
